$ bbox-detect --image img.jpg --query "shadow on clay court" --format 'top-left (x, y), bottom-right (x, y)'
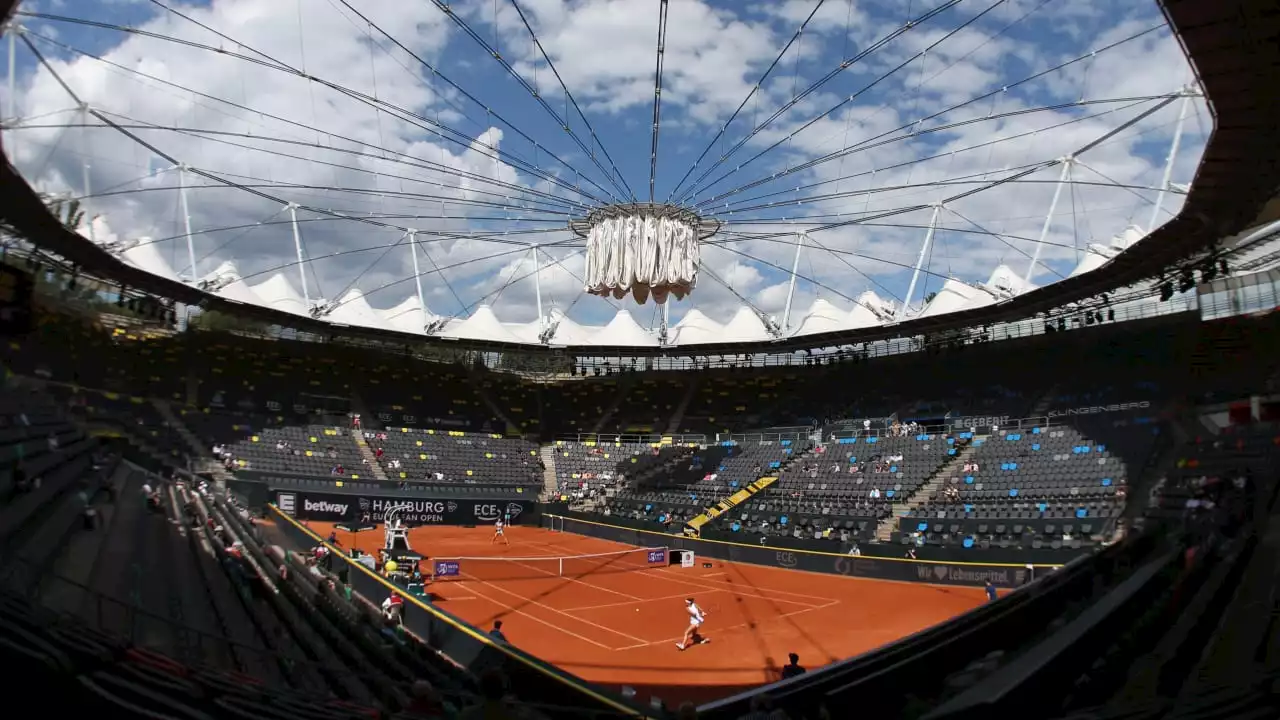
top-left (724, 565), bottom-right (845, 665)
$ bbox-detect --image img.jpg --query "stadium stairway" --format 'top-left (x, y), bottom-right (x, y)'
top-left (151, 398), bottom-right (233, 483)
top-left (465, 364), bottom-right (520, 435)
top-left (590, 373), bottom-right (638, 434)
top-left (351, 433), bottom-right (390, 482)
top-left (664, 376), bottom-right (699, 435)
top-left (538, 444), bottom-right (558, 499)
top-left (685, 474), bottom-right (780, 535)
top-left (34, 458), bottom-right (131, 617)
top-left (875, 436), bottom-right (987, 542)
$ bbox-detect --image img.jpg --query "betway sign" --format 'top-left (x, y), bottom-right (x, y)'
top-left (279, 490), bottom-right (534, 526)
top-left (1047, 400), bottom-right (1151, 418)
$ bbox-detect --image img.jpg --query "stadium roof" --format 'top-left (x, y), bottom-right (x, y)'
top-left (1, 0), bottom-right (1278, 354)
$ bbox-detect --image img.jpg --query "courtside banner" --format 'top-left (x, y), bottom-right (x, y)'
top-left (646, 548), bottom-right (667, 565)
top-left (434, 560), bottom-right (461, 578)
top-left (275, 490), bottom-right (533, 526)
top-left (547, 514), bottom-right (1055, 589)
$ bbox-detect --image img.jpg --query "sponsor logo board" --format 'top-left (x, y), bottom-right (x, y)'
top-left (646, 549), bottom-right (667, 565)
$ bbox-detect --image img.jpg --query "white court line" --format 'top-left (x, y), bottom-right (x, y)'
top-left (618, 599), bottom-right (843, 650)
top-left (455, 581), bottom-right (618, 651)
top-left (499, 558), bottom-right (643, 601)
top-left (648, 566), bottom-right (841, 604)
top-left (521, 538), bottom-right (822, 608)
top-left (563, 588), bottom-right (729, 612)
top-left (458, 572), bottom-right (652, 646)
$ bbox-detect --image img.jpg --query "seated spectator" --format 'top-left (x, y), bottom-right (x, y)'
top-left (405, 679), bottom-right (454, 718)
top-left (382, 591), bottom-right (404, 624)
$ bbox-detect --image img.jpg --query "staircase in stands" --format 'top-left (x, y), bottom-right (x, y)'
top-left (590, 374), bottom-right (639, 434)
top-left (683, 445), bottom-right (811, 535)
top-left (685, 475), bottom-right (780, 535)
top-left (151, 399), bottom-right (234, 482)
top-left (464, 365), bottom-right (523, 436)
top-left (873, 436), bottom-right (986, 541)
top-left (351, 432), bottom-right (391, 482)
top-left (538, 445), bottom-right (559, 500)
top-left (664, 376), bottom-right (700, 435)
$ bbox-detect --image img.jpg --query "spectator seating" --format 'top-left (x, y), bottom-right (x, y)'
top-left (229, 424), bottom-right (367, 477)
top-left (906, 424), bottom-right (1132, 549)
top-left (604, 440), bottom-right (801, 527)
top-left (549, 439), bottom-right (650, 501)
top-left (43, 384), bottom-right (190, 462)
top-left (368, 428), bottom-right (542, 491)
top-left (725, 432), bottom-right (953, 542)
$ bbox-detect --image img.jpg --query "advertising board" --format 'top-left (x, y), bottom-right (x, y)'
top-left (275, 490), bottom-right (534, 527)
top-left (434, 559), bottom-right (461, 578)
top-left (546, 514), bottom-right (1054, 589)
top-left (646, 548), bottom-right (668, 565)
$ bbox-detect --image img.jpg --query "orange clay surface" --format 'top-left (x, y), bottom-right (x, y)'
top-left (305, 522), bottom-right (986, 705)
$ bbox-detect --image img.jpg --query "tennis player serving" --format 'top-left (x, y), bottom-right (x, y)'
top-left (490, 518), bottom-right (509, 546)
top-left (677, 597), bottom-right (709, 650)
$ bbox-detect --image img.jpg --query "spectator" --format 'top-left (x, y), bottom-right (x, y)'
top-left (458, 669), bottom-right (518, 720)
top-left (405, 679), bottom-right (453, 718)
top-left (780, 652), bottom-right (806, 679)
top-left (676, 701), bottom-right (698, 720)
top-left (489, 620), bottom-right (507, 643)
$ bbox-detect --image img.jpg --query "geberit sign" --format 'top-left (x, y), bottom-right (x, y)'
top-left (1047, 400), bottom-right (1151, 417)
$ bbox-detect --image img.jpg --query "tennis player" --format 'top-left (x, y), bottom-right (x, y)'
top-left (676, 598), bottom-right (709, 650)
top-left (490, 518), bottom-right (509, 545)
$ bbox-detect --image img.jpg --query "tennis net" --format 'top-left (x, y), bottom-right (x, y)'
top-left (432, 547), bottom-right (669, 582)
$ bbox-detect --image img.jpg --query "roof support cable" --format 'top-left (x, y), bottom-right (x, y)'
top-left (666, 0), bottom-right (830, 204)
top-left (691, 23), bottom-right (1168, 211)
top-left (706, 95), bottom-right (1171, 217)
top-left (414, 0), bottom-right (632, 201)
top-left (676, 0), bottom-right (972, 205)
top-left (27, 5), bottom-right (609, 207)
top-left (506, 0), bottom-right (635, 202)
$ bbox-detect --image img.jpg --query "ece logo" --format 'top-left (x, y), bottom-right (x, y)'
top-left (775, 551), bottom-right (798, 568)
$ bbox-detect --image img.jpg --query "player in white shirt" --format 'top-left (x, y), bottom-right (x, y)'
top-left (490, 518), bottom-right (509, 545)
top-left (677, 598), bottom-right (709, 650)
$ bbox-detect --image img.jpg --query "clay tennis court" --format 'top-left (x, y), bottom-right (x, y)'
top-left (305, 521), bottom-right (986, 705)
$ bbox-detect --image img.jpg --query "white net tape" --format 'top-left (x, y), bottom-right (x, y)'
top-left (433, 546), bottom-right (670, 581)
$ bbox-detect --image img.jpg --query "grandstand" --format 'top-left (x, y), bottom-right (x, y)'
top-left (4, 0), bottom-right (1280, 718)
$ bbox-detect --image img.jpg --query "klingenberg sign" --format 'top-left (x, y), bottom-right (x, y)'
top-left (1047, 401), bottom-right (1151, 418)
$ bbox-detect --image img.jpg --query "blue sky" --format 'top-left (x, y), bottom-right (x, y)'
top-left (4, 0), bottom-right (1207, 334)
